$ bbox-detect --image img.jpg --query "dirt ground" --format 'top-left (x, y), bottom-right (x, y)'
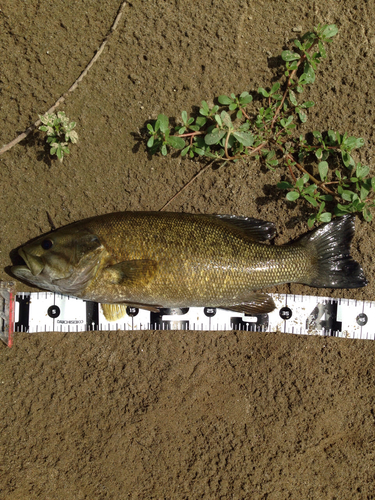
top-left (1, 0), bottom-right (375, 498)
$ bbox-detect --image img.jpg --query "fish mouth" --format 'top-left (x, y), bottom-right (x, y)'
top-left (13, 249), bottom-right (45, 277)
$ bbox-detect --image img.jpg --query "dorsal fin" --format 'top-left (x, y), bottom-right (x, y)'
top-left (211, 214), bottom-right (276, 241)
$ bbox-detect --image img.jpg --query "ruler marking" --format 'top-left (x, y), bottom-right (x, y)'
top-left (2, 285), bottom-right (375, 345)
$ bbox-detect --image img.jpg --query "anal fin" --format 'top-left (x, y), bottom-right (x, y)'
top-left (223, 292), bottom-right (275, 315)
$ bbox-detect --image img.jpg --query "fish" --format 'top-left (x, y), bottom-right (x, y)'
top-left (11, 212), bottom-right (367, 321)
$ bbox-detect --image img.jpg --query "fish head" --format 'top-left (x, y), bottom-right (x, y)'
top-left (11, 226), bottom-right (105, 296)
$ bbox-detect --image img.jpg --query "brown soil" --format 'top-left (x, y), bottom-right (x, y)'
top-left (1, 1), bottom-right (375, 498)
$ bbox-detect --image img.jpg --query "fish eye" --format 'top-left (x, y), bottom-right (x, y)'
top-left (41, 239), bottom-right (53, 250)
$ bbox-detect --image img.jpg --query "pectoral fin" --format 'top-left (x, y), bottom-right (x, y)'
top-left (224, 292), bottom-right (276, 315)
top-left (104, 259), bottom-right (158, 286)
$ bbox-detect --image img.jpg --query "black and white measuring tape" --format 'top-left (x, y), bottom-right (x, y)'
top-left (0, 281), bottom-right (373, 346)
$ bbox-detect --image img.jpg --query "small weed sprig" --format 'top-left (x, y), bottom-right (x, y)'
top-left (39, 111), bottom-right (78, 162)
top-left (146, 24), bottom-right (375, 226)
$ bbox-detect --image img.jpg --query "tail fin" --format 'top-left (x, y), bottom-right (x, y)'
top-left (298, 215), bottom-right (367, 289)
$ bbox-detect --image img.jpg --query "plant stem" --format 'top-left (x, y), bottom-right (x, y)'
top-left (159, 159), bottom-right (220, 211)
top-left (0, 1), bottom-right (128, 156)
top-left (284, 152), bottom-right (337, 196)
top-left (270, 43), bottom-right (317, 130)
top-left (176, 131), bottom-right (204, 138)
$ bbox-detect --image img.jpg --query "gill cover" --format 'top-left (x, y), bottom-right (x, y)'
top-left (12, 229), bottom-right (105, 296)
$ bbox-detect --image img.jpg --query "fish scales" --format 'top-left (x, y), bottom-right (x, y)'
top-left (83, 212), bottom-right (310, 305)
top-left (11, 212), bottom-right (367, 318)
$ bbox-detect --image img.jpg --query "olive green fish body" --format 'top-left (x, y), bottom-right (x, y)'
top-left (80, 212), bottom-right (312, 307)
top-left (11, 212), bottom-right (367, 317)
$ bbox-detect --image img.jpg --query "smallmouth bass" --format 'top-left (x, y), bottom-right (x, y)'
top-left (11, 212), bottom-right (367, 320)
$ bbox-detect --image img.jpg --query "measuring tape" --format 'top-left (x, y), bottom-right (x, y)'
top-left (0, 281), bottom-right (373, 346)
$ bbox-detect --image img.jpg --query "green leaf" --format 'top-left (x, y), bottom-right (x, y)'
top-left (239, 93), bottom-right (253, 104)
top-left (181, 111), bottom-right (187, 123)
top-left (360, 185), bottom-right (370, 201)
top-left (167, 136), bottom-right (186, 149)
top-left (228, 103), bottom-right (238, 111)
top-left (371, 177), bottom-right (375, 191)
top-left (218, 95), bottom-right (233, 105)
top-left (315, 148), bottom-right (323, 160)
top-left (344, 136), bottom-right (365, 150)
top-left (319, 212), bottom-right (332, 222)
top-left (193, 147), bottom-right (206, 156)
top-left (280, 116), bottom-right (293, 128)
top-left (301, 63), bottom-right (315, 84)
top-left (341, 190), bottom-right (356, 201)
top-left (277, 181), bottom-right (293, 190)
top-left (181, 146), bottom-right (190, 156)
top-left (301, 101), bottom-right (315, 108)
top-left (199, 101), bottom-right (210, 116)
top-left (270, 82), bottom-right (281, 94)
top-left (282, 50), bottom-right (301, 61)
top-left (303, 184), bottom-right (317, 196)
top-left (232, 131), bottom-right (254, 147)
top-left (157, 114), bottom-right (169, 133)
top-left (341, 151), bottom-right (354, 168)
top-left (161, 144), bottom-right (168, 156)
top-left (258, 87), bottom-right (269, 98)
top-left (195, 116), bottom-right (207, 127)
top-left (302, 173), bottom-right (310, 183)
top-left (318, 40), bottom-right (326, 58)
top-left (356, 163), bottom-right (369, 179)
top-left (147, 136), bottom-right (154, 148)
top-left (215, 114), bottom-right (222, 127)
top-left (204, 129), bottom-right (226, 145)
top-left (298, 110), bottom-right (307, 123)
top-left (289, 90), bottom-right (298, 106)
top-left (335, 204), bottom-right (351, 215)
top-left (318, 161), bottom-right (329, 181)
top-left (286, 191), bottom-right (300, 202)
top-left (221, 111), bottom-right (232, 128)
top-left (304, 195), bottom-right (318, 207)
top-left (313, 131), bottom-right (323, 141)
top-left (320, 194), bottom-right (333, 202)
top-left (327, 130), bottom-right (337, 144)
top-left (363, 207), bottom-right (372, 222)
top-left (146, 123), bottom-right (154, 133)
top-left (308, 214), bottom-right (316, 228)
top-left (320, 24), bottom-right (338, 39)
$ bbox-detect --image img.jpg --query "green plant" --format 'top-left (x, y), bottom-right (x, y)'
top-left (145, 24), bottom-right (375, 226)
top-left (39, 111), bottom-right (78, 162)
